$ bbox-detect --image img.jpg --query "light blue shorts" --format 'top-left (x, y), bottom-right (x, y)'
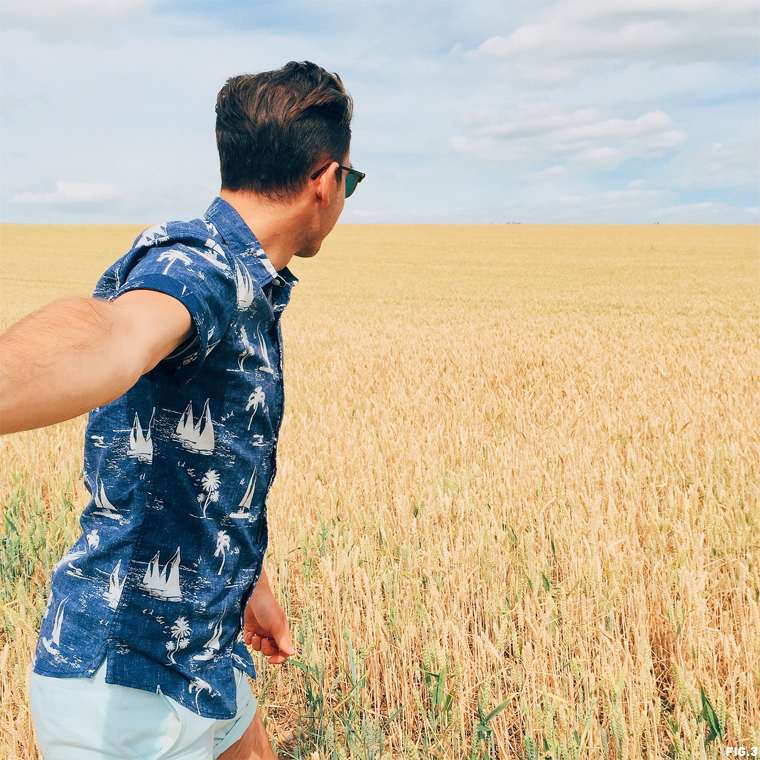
top-left (30, 656), bottom-right (258, 759)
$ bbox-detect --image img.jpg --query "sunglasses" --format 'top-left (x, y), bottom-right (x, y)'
top-left (311, 162), bottom-right (366, 198)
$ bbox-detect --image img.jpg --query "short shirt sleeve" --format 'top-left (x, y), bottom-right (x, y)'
top-left (111, 242), bottom-right (237, 383)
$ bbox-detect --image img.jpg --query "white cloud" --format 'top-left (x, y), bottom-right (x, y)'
top-left (472, 0), bottom-right (759, 68)
top-left (556, 186), bottom-right (674, 216)
top-left (506, 65), bottom-right (578, 86)
top-left (523, 188), bottom-right (759, 223)
top-left (667, 140), bottom-right (760, 191)
top-left (1, 0), bottom-right (152, 23)
top-left (13, 182), bottom-right (122, 205)
top-left (654, 201), bottom-right (759, 223)
top-left (527, 165), bottom-right (565, 181)
top-left (0, 0), bottom-right (153, 39)
top-left (453, 105), bottom-right (686, 171)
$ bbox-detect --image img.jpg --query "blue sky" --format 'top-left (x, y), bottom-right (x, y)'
top-left (1, 0), bottom-right (758, 224)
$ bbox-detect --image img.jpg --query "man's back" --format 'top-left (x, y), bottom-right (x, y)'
top-left (33, 198), bottom-right (298, 719)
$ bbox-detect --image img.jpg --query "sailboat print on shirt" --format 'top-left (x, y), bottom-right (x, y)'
top-left (236, 326), bottom-right (256, 372)
top-left (128, 410), bottom-right (154, 463)
top-left (234, 327), bottom-right (274, 374)
top-left (256, 331), bottom-right (274, 374)
top-left (193, 617), bottom-right (223, 661)
top-left (140, 548), bottom-right (182, 601)
top-left (229, 470), bottom-right (257, 520)
top-left (234, 260), bottom-right (255, 310)
top-left (54, 550), bottom-right (86, 573)
top-left (93, 479), bottom-right (123, 521)
top-left (196, 239), bottom-right (231, 272)
top-left (134, 223), bottom-right (169, 251)
top-left (173, 400), bottom-right (214, 454)
top-left (42, 596), bottom-right (68, 656)
top-left (104, 560), bottom-right (125, 610)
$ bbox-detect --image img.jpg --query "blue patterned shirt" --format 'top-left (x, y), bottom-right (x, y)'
top-left (32, 197), bottom-right (298, 719)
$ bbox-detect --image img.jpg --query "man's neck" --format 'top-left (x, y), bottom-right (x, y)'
top-left (219, 188), bottom-right (313, 272)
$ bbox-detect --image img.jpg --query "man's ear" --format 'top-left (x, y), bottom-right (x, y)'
top-left (313, 161), bottom-right (340, 205)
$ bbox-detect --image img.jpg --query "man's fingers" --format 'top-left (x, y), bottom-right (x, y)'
top-left (249, 634), bottom-right (277, 655)
top-left (249, 633), bottom-right (264, 650)
top-left (247, 631), bottom-right (296, 663)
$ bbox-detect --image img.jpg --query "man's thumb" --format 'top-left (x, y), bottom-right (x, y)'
top-left (274, 622), bottom-right (296, 655)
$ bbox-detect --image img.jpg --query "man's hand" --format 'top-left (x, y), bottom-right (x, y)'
top-left (244, 569), bottom-right (295, 665)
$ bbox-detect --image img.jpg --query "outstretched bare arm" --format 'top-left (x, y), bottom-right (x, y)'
top-left (0, 289), bottom-right (193, 434)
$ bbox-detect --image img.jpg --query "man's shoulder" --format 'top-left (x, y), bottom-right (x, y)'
top-left (93, 214), bottom-right (234, 299)
top-left (129, 216), bottom-right (222, 254)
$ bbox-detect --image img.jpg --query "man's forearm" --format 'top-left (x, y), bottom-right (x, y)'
top-left (251, 567), bottom-right (273, 601)
top-left (0, 297), bottom-right (144, 434)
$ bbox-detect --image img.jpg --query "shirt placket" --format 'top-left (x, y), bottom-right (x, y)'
top-left (263, 316), bottom-right (285, 503)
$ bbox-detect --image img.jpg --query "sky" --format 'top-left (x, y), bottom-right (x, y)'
top-left (1, 0), bottom-right (758, 224)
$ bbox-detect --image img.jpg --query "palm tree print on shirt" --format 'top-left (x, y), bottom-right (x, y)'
top-left (157, 249), bottom-right (192, 274)
top-left (245, 387), bottom-right (265, 430)
top-left (166, 616), bottom-right (191, 665)
top-left (214, 531), bottom-right (231, 575)
top-left (197, 470), bottom-right (221, 518)
top-left (189, 677), bottom-right (216, 711)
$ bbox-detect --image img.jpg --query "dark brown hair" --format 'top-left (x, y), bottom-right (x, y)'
top-left (215, 61), bottom-right (353, 200)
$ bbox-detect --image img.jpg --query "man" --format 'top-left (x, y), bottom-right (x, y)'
top-left (0, 60), bottom-right (364, 759)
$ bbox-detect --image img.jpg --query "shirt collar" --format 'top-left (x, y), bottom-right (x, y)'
top-left (203, 197), bottom-right (298, 290)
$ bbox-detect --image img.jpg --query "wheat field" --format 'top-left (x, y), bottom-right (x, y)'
top-left (1, 222), bottom-right (758, 759)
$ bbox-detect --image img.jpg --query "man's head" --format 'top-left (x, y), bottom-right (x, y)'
top-left (215, 61), bottom-right (353, 202)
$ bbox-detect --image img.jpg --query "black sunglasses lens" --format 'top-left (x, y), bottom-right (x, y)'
top-left (345, 173), bottom-right (358, 198)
